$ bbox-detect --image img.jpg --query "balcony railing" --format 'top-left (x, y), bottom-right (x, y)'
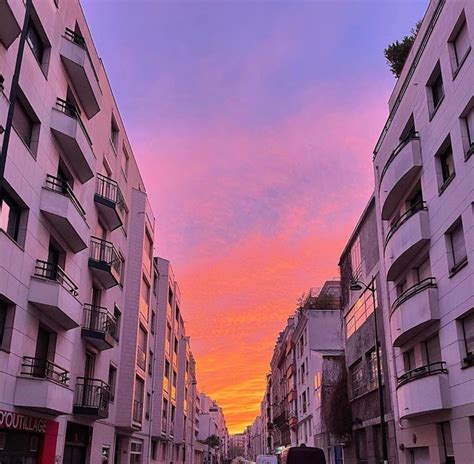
top-left (74, 377), bottom-right (110, 411)
top-left (397, 361), bottom-right (448, 388)
top-left (55, 97), bottom-right (92, 146)
top-left (133, 399), bottom-right (143, 423)
top-left (137, 346), bottom-right (146, 371)
top-left (34, 260), bottom-right (79, 297)
top-left (385, 201), bottom-right (427, 247)
top-left (21, 356), bottom-right (69, 385)
top-left (83, 304), bottom-right (117, 337)
top-left (89, 237), bottom-right (121, 273)
top-left (64, 27), bottom-right (86, 48)
top-left (391, 277), bottom-right (437, 313)
top-left (379, 132), bottom-right (420, 183)
top-left (96, 174), bottom-right (125, 207)
top-left (45, 174), bottom-right (86, 217)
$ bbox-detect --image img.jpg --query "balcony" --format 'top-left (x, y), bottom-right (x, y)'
top-left (81, 304), bottom-right (117, 351)
top-left (396, 362), bottom-right (449, 419)
top-left (40, 175), bottom-right (88, 253)
top-left (59, 28), bottom-right (102, 119)
top-left (0, 1), bottom-right (21, 49)
top-left (287, 388), bottom-right (297, 402)
top-left (14, 357), bottom-right (73, 415)
top-left (28, 260), bottom-right (81, 330)
top-left (132, 399), bottom-right (143, 424)
top-left (88, 237), bottom-right (121, 289)
top-left (50, 98), bottom-right (95, 183)
top-left (73, 377), bottom-right (110, 419)
top-left (390, 278), bottom-right (439, 347)
top-left (384, 202), bottom-right (430, 281)
top-left (94, 174), bottom-right (126, 231)
top-left (379, 134), bottom-right (422, 220)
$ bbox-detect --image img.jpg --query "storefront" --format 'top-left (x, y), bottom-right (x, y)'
top-left (0, 409), bottom-right (58, 464)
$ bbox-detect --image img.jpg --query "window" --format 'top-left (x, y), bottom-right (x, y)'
top-left (461, 312), bottom-right (474, 360)
top-left (350, 235), bottom-right (362, 279)
top-left (148, 350), bottom-right (153, 376)
top-left (174, 337), bottom-right (178, 355)
top-left (143, 231), bottom-right (153, 277)
top-left (12, 99), bottom-right (33, 148)
top-left (137, 326), bottom-right (147, 370)
top-left (437, 140), bottom-right (455, 191)
top-left (111, 116), bottom-right (119, 151)
top-left (350, 359), bottom-right (364, 398)
top-left (449, 13), bottom-right (470, 74)
top-left (440, 422), bottom-right (455, 464)
top-left (428, 63), bottom-right (444, 115)
top-left (27, 20), bottom-right (44, 64)
top-left (423, 334), bottom-right (442, 365)
top-left (130, 441), bottom-right (143, 464)
top-left (108, 365), bottom-right (117, 402)
top-left (345, 281), bottom-right (377, 338)
top-left (146, 392), bottom-right (151, 419)
top-left (151, 311), bottom-right (156, 334)
top-left (133, 377), bottom-right (144, 423)
top-left (151, 440), bottom-right (158, 460)
top-left (403, 349), bottom-right (415, 372)
top-left (461, 105), bottom-right (474, 159)
top-left (122, 144), bottom-right (130, 178)
top-left (0, 194), bottom-right (22, 243)
top-left (367, 349), bottom-right (378, 390)
top-left (446, 219), bottom-right (468, 275)
top-left (140, 276), bottom-right (150, 321)
top-left (113, 305), bottom-right (121, 341)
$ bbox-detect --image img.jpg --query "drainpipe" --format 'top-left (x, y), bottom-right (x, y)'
top-left (0, 0), bottom-right (32, 190)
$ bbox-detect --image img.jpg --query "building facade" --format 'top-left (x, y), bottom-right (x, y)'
top-left (0, 2), bottom-right (224, 463)
top-left (373, 0), bottom-right (474, 462)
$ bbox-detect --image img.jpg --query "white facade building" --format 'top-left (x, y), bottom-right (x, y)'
top-left (373, 0), bottom-right (474, 462)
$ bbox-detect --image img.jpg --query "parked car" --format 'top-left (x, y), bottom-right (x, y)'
top-left (256, 455), bottom-right (278, 464)
top-left (281, 446), bottom-right (326, 464)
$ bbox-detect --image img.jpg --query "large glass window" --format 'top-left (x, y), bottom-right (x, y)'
top-left (0, 195), bottom-right (21, 242)
top-left (350, 236), bottom-right (362, 279)
top-left (430, 65), bottom-right (444, 111)
top-left (438, 142), bottom-right (455, 188)
top-left (143, 231), bottom-right (153, 276)
top-left (345, 281), bottom-right (377, 338)
top-left (27, 21), bottom-right (44, 64)
top-left (140, 276), bottom-right (150, 321)
top-left (350, 359), bottom-right (364, 398)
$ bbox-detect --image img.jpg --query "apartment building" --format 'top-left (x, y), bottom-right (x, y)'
top-left (292, 281), bottom-right (345, 461)
top-left (372, 0), bottom-right (474, 462)
top-left (339, 196), bottom-right (397, 464)
top-left (228, 433), bottom-right (246, 460)
top-left (0, 2), bottom-right (218, 464)
top-left (269, 316), bottom-right (296, 453)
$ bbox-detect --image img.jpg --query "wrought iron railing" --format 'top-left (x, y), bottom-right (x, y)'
top-left (397, 361), bottom-right (447, 387)
top-left (74, 377), bottom-right (110, 411)
top-left (34, 260), bottom-right (79, 297)
top-left (384, 201), bottom-right (427, 248)
top-left (379, 132), bottom-right (420, 184)
top-left (83, 304), bottom-right (117, 337)
top-left (64, 27), bottom-right (86, 48)
top-left (89, 237), bottom-right (122, 277)
top-left (55, 97), bottom-right (92, 146)
top-left (45, 174), bottom-right (86, 217)
top-left (391, 277), bottom-right (437, 313)
top-left (95, 174), bottom-right (126, 213)
top-left (132, 399), bottom-right (143, 423)
top-left (21, 356), bottom-right (69, 384)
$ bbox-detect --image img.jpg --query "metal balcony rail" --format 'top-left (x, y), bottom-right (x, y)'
top-left (55, 97), bottom-right (93, 146)
top-left (21, 356), bottom-right (70, 385)
top-left (391, 277), bottom-right (437, 314)
top-left (83, 304), bottom-right (117, 337)
top-left (379, 132), bottom-right (420, 184)
top-left (96, 174), bottom-right (126, 210)
top-left (74, 377), bottom-right (110, 409)
top-left (64, 27), bottom-right (86, 48)
top-left (132, 399), bottom-right (143, 423)
top-left (137, 346), bottom-right (146, 371)
top-left (45, 174), bottom-right (86, 217)
top-left (34, 260), bottom-right (79, 297)
top-left (384, 201), bottom-right (428, 248)
top-left (397, 361), bottom-right (447, 387)
top-left (89, 237), bottom-right (121, 273)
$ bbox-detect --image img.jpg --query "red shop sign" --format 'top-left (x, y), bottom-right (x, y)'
top-left (0, 409), bottom-right (49, 433)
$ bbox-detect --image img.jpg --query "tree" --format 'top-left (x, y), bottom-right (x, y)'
top-left (384, 21), bottom-right (422, 78)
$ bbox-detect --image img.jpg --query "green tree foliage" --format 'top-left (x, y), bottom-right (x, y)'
top-left (384, 21), bottom-right (422, 78)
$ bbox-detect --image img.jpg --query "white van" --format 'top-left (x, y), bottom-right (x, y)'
top-left (256, 455), bottom-right (278, 464)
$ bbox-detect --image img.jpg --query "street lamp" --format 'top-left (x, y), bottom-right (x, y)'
top-left (350, 277), bottom-right (388, 464)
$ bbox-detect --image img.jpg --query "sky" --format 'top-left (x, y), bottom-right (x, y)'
top-left (83, 0), bottom-right (427, 434)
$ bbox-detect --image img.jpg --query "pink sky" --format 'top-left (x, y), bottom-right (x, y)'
top-left (83, 0), bottom-right (427, 433)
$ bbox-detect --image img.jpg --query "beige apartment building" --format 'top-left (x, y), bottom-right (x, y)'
top-left (373, 0), bottom-right (474, 462)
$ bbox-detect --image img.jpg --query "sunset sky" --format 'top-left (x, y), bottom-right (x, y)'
top-left (83, 0), bottom-right (427, 434)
